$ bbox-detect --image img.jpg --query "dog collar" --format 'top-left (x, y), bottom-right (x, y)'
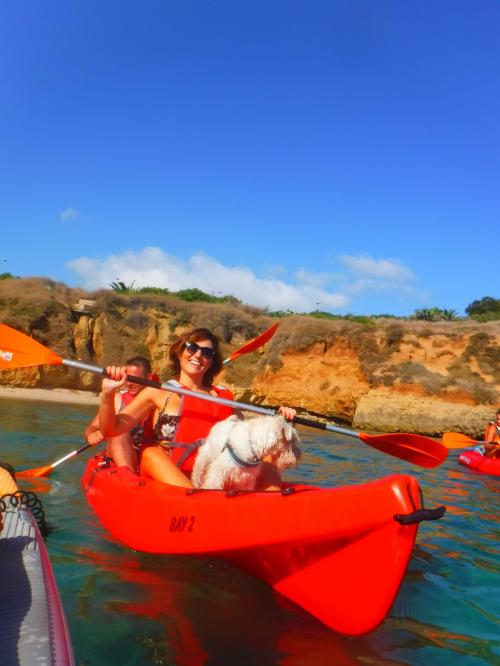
top-left (223, 443), bottom-right (261, 468)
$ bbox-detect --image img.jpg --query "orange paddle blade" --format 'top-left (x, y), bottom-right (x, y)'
top-left (17, 464), bottom-right (54, 479)
top-left (358, 432), bottom-right (448, 469)
top-left (0, 323), bottom-right (63, 369)
top-left (223, 322), bottom-right (279, 365)
top-left (294, 416), bottom-right (448, 469)
top-left (442, 432), bottom-right (478, 449)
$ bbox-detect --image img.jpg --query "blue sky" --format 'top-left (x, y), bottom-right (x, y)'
top-left (1, 1), bottom-right (498, 316)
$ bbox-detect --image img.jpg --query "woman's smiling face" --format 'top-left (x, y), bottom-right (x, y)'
top-left (180, 338), bottom-right (214, 378)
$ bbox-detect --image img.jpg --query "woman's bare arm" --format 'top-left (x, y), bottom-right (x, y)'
top-left (98, 367), bottom-right (159, 437)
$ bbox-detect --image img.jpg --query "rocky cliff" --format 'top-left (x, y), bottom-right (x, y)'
top-left (0, 278), bottom-right (498, 437)
top-left (245, 317), bottom-right (499, 437)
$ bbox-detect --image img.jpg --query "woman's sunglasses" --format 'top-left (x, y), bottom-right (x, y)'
top-left (185, 340), bottom-right (216, 360)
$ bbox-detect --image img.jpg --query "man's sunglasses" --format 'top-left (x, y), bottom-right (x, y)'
top-left (185, 340), bottom-right (216, 360)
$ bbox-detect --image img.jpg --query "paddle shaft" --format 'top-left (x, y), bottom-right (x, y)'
top-left (90, 363), bottom-right (447, 467)
top-left (17, 442), bottom-right (93, 478)
top-left (63, 359), bottom-right (383, 441)
top-left (50, 443), bottom-right (91, 469)
top-left (19, 362), bottom-right (445, 470)
top-left (0, 323), bottom-right (446, 469)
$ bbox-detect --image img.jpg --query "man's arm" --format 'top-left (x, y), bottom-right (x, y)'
top-left (84, 394), bottom-right (121, 445)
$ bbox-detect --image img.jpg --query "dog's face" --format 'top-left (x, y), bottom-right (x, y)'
top-left (226, 415), bottom-right (301, 470)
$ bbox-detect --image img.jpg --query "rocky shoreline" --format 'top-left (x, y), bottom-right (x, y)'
top-left (352, 389), bottom-right (493, 438)
top-left (0, 386), bottom-right (99, 406)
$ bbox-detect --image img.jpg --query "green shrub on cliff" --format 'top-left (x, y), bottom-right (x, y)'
top-left (466, 296), bottom-right (500, 321)
top-left (109, 281), bottom-right (241, 305)
top-left (308, 311), bottom-right (375, 326)
top-left (413, 307), bottom-right (459, 321)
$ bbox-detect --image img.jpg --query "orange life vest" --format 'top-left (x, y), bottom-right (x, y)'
top-left (170, 384), bottom-right (234, 472)
top-left (484, 422), bottom-right (500, 444)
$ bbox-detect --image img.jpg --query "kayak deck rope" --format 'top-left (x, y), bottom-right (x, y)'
top-left (225, 485), bottom-right (296, 497)
top-left (0, 491), bottom-right (47, 537)
top-left (394, 483), bottom-right (446, 525)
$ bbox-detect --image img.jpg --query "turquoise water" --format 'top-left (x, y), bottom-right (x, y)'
top-left (1, 397), bottom-right (499, 665)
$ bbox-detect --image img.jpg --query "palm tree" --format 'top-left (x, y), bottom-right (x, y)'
top-left (109, 280), bottom-right (135, 293)
top-left (441, 309), bottom-right (458, 321)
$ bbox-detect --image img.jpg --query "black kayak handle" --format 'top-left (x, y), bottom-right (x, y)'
top-left (394, 505), bottom-right (446, 525)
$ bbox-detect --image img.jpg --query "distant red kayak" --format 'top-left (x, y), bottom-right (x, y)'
top-left (82, 455), bottom-right (444, 636)
top-left (458, 450), bottom-right (500, 477)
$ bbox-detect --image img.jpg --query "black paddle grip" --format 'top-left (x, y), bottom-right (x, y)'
top-left (293, 416), bottom-right (327, 430)
top-left (123, 374), bottom-right (161, 388)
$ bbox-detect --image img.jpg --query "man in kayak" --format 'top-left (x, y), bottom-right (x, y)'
top-left (483, 409), bottom-right (500, 458)
top-left (84, 355), bottom-right (155, 471)
top-left (98, 328), bottom-right (295, 488)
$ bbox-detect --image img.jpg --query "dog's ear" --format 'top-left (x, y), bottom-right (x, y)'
top-left (282, 419), bottom-right (300, 444)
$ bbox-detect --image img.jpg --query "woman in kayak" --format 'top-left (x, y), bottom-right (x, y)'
top-left (483, 409), bottom-right (500, 458)
top-left (98, 327), bottom-right (296, 488)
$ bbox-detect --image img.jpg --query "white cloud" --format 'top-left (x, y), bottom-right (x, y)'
top-left (295, 268), bottom-right (334, 288)
top-left (60, 207), bottom-right (87, 223)
top-left (66, 247), bottom-right (420, 313)
top-left (262, 263), bottom-right (287, 279)
top-left (338, 254), bottom-right (416, 282)
top-left (66, 247), bottom-right (349, 312)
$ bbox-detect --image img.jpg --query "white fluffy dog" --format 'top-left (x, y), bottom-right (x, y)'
top-left (191, 414), bottom-right (301, 491)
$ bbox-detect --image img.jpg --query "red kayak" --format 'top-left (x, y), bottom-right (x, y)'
top-left (82, 455), bottom-right (444, 636)
top-left (458, 450), bottom-right (500, 477)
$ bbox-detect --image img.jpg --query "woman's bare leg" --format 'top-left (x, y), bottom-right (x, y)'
top-left (140, 446), bottom-right (193, 488)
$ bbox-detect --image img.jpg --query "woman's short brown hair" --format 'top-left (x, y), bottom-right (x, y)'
top-left (169, 328), bottom-right (223, 388)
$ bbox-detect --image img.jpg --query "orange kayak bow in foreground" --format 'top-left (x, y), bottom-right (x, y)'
top-left (82, 456), bottom-right (445, 636)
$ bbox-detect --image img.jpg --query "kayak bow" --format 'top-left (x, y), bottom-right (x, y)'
top-left (458, 450), bottom-right (500, 477)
